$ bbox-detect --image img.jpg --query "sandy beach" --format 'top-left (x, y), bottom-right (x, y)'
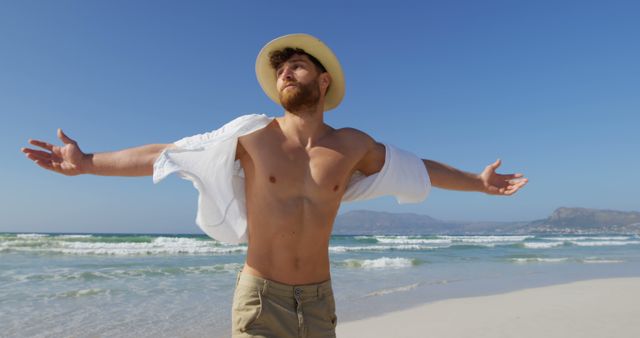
top-left (337, 277), bottom-right (640, 338)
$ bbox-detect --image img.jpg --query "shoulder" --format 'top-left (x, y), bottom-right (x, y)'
top-left (333, 127), bottom-right (386, 175)
top-left (333, 127), bottom-right (376, 149)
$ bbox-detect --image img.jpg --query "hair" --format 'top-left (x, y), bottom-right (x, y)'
top-left (269, 47), bottom-right (327, 74)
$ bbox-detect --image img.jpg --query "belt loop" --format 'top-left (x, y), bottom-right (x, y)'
top-left (262, 279), bottom-right (269, 296)
top-left (236, 272), bottom-right (241, 287)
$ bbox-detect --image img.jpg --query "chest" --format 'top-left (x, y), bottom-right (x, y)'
top-left (239, 131), bottom-right (356, 195)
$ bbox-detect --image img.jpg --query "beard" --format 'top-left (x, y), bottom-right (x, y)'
top-left (279, 78), bottom-right (321, 113)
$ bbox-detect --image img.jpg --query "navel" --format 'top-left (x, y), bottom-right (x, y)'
top-left (269, 175), bottom-right (277, 183)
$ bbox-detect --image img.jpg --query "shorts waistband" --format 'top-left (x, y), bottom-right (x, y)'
top-left (236, 271), bottom-right (333, 302)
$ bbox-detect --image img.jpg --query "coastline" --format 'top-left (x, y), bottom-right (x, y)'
top-left (336, 277), bottom-right (640, 338)
top-left (3, 233), bottom-right (639, 337)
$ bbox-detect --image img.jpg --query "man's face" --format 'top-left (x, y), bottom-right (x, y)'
top-left (275, 54), bottom-right (322, 112)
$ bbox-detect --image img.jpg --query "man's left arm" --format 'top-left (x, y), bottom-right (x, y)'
top-left (352, 131), bottom-right (527, 196)
top-left (424, 158), bottom-right (528, 196)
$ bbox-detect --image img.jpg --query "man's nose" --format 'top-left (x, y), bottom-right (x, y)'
top-left (280, 66), bottom-right (294, 80)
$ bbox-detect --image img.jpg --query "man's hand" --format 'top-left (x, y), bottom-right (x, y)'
top-left (423, 158), bottom-right (528, 195)
top-left (479, 159), bottom-right (528, 196)
top-left (21, 129), bottom-right (89, 176)
top-left (23, 130), bottom-right (173, 177)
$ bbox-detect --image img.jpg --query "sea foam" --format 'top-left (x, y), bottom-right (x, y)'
top-left (340, 257), bottom-right (417, 269)
top-left (366, 283), bottom-right (420, 297)
top-left (570, 240), bottom-right (640, 247)
top-left (2, 235), bottom-right (247, 255)
top-left (510, 257), bottom-right (569, 263)
top-left (373, 236), bottom-right (451, 245)
top-left (440, 235), bottom-right (533, 243)
top-left (545, 236), bottom-right (631, 241)
top-left (523, 242), bottom-right (565, 249)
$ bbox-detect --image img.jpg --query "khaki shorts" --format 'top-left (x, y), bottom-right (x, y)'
top-left (231, 272), bottom-right (337, 338)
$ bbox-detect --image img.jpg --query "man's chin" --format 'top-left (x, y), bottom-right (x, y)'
top-left (279, 91), bottom-right (298, 104)
top-left (281, 99), bottom-right (320, 113)
top-left (278, 84), bottom-right (321, 112)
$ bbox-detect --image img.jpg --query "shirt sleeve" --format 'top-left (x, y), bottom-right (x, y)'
top-left (151, 114), bottom-right (273, 244)
top-left (342, 143), bottom-right (431, 204)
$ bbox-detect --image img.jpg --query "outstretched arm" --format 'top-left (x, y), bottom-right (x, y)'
top-left (350, 129), bottom-right (528, 196)
top-left (21, 129), bottom-right (174, 177)
top-left (424, 159), bottom-right (528, 196)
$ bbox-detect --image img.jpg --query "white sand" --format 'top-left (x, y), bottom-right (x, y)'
top-left (337, 278), bottom-right (640, 338)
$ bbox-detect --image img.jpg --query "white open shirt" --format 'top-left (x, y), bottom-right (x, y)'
top-left (153, 114), bottom-right (430, 244)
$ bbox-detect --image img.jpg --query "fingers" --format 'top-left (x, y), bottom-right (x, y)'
top-left (32, 158), bottom-right (68, 174)
top-left (22, 144), bottom-right (62, 172)
top-left (23, 131), bottom-right (79, 175)
top-left (24, 129), bottom-right (74, 153)
top-left (27, 139), bottom-right (54, 151)
top-left (487, 178), bottom-right (528, 196)
top-left (34, 159), bottom-right (55, 171)
top-left (24, 150), bottom-right (56, 170)
top-left (57, 128), bottom-right (75, 145)
top-left (507, 177), bottom-right (528, 185)
top-left (502, 173), bottom-right (524, 180)
top-left (22, 148), bottom-right (53, 161)
top-left (502, 179), bottom-right (528, 195)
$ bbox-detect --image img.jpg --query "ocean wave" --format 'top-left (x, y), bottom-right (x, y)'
top-left (570, 240), bottom-right (640, 247)
top-left (1, 235), bottom-right (246, 256)
top-left (451, 243), bottom-right (498, 248)
top-left (352, 236), bottom-right (379, 243)
top-left (352, 235), bottom-right (532, 246)
top-left (544, 236), bottom-right (631, 241)
top-left (329, 241), bottom-right (507, 253)
top-left (439, 235), bottom-right (533, 243)
top-left (373, 236), bottom-right (451, 245)
top-left (523, 242), bottom-right (566, 249)
top-left (510, 257), bottom-right (569, 263)
top-left (366, 283), bottom-right (419, 297)
top-left (329, 244), bottom-right (440, 253)
top-left (581, 258), bottom-right (624, 264)
top-left (339, 257), bottom-right (418, 269)
top-left (9, 263), bottom-right (244, 282)
top-left (53, 288), bottom-right (111, 299)
top-left (15, 233), bottom-right (49, 238)
top-left (57, 234), bottom-right (94, 239)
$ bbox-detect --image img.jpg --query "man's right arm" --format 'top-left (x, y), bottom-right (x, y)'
top-left (84, 143), bottom-right (175, 177)
top-left (22, 129), bottom-right (174, 177)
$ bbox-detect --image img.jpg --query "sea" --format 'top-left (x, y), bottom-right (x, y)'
top-left (2, 232), bottom-right (639, 337)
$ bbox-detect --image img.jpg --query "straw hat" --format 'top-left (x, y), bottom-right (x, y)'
top-left (255, 33), bottom-right (345, 112)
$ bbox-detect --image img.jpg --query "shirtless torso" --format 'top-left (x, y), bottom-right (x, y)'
top-left (237, 117), bottom-right (385, 285)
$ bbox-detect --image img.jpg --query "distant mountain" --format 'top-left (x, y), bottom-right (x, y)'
top-left (332, 210), bottom-right (525, 235)
top-left (333, 210), bottom-right (456, 235)
top-left (515, 207), bottom-right (640, 234)
top-left (332, 207), bottom-right (640, 235)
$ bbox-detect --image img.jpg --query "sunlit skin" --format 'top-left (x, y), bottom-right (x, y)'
top-left (21, 54), bottom-right (528, 285)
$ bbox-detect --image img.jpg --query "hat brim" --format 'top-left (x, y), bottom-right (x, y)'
top-left (256, 34), bottom-right (345, 112)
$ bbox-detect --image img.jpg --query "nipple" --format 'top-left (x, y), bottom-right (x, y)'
top-left (269, 175), bottom-right (277, 183)
top-left (333, 185), bottom-right (339, 191)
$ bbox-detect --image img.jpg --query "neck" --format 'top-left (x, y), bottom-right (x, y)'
top-left (278, 106), bottom-right (329, 148)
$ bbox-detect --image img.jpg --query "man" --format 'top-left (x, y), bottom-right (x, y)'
top-left (22, 34), bottom-right (527, 337)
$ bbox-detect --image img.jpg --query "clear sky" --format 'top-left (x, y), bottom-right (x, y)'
top-left (2, 0), bottom-right (639, 234)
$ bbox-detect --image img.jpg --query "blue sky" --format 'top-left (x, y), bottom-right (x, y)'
top-left (2, 0), bottom-right (639, 234)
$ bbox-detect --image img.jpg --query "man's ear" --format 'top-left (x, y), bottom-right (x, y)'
top-left (319, 73), bottom-right (331, 94)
